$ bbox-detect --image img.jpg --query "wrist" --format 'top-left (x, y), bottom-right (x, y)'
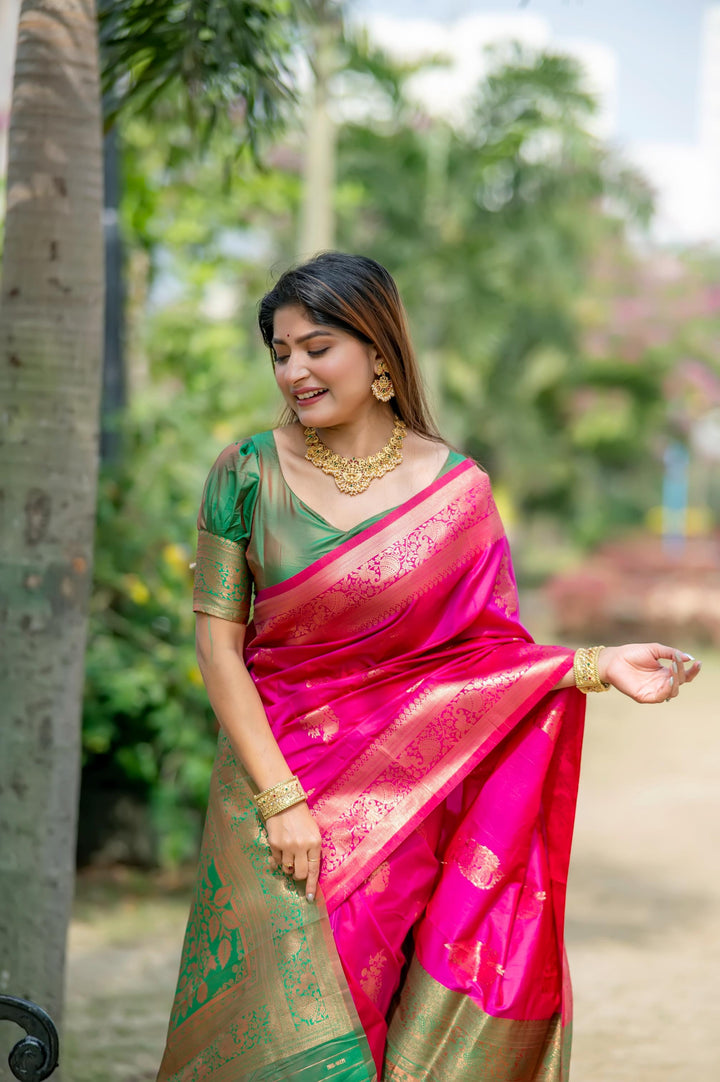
top-left (254, 776), bottom-right (307, 821)
top-left (573, 645), bottom-right (611, 693)
top-left (596, 645), bottom-right (616, 686)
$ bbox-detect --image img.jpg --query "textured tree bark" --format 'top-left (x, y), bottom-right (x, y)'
top-left (0, 0), bottom-right (104, 1050)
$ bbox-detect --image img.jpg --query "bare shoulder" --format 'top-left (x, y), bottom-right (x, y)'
top-left (404, 431), bottom-right (453, 469)
top-left (272, 422), bottom-right (306, 460)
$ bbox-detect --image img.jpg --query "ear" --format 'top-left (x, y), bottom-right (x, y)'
top-left (372, 353), bottom-right (384, 375)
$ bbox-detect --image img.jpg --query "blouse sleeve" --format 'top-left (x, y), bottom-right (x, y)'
top-left (192, 439), bottom-right (259, 623)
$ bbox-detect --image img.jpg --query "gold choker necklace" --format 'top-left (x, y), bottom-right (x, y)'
top-left (304, 419), bottom-right (407, 495)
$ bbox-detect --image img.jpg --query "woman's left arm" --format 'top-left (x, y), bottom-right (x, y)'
top-left (553, 643), bottom-right (702, 702)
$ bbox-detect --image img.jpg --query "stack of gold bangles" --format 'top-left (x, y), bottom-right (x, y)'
top-left (573, 645), bottom-right (611, 693)
top-left (253, 776), bottom-right (307, 821)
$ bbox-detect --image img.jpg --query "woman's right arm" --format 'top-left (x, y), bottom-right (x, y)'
top-left (196, 612), bottom-right (322, 900)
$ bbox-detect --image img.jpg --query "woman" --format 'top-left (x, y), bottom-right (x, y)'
top-left (157, 252), bottom-right (700, 1082)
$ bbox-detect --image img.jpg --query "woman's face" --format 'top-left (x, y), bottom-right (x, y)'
top-left (272, 304), bottom-right (381, 428)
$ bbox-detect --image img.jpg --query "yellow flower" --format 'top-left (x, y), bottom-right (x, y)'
top-left (212, 421), bottom-right (233, 442)
top-left (162, 542), bottom-right (190, 575)
top-left (492, 484), bottom-right (516, 530)
top-left (187, 665), bottom-right (204, 688)
top-left (125, 574), bottom-right (150, 605)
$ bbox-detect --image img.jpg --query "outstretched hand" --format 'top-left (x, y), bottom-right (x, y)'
top-left (598, 643), bottom-right (701, 703)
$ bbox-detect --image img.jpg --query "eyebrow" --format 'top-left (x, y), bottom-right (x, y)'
top-left (271, 329), bottom-right (335, 346)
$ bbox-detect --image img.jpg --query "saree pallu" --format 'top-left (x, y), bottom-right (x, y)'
top-left (158, 460), bottom-right (586, 1082)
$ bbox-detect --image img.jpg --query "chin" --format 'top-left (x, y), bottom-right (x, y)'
top-left (295, 405), bottom-right (339, 427)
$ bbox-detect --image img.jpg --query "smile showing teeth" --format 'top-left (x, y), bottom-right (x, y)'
top-left (296, 389), bottom-right (327, 401)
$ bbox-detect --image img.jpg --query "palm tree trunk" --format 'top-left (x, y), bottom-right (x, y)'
top-left (298, 3), bottom-right (339, 257)
top-left (0, 0), bottom-right (104, 1045)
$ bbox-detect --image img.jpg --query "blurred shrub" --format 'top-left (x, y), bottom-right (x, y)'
top-left (84, 308), bottom-right (278, 865)
top-left (546, 533), bottom-right (720, 647)
top-left (81, 105), bottom-right (294, 865)
top-left (81, 45), bottom-right (720, 864)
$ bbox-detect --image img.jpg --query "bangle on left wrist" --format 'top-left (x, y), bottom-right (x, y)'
top-left (573, 645), bottom-right (611, 693)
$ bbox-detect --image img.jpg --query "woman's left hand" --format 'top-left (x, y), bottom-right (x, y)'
top-left (598, 643), bottom-right (701, 703)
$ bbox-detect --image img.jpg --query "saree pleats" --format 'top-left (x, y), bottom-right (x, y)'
top-left (328, 807), bottom-right (446, 1076)
top-left (159, 460), bottom-right (586, 1081)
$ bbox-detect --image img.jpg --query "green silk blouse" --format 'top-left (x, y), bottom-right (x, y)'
top-left (192, 429), bottom-right (465, 624)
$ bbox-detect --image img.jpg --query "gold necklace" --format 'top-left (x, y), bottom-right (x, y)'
top-left (304, 418), bottom-right (407, 495)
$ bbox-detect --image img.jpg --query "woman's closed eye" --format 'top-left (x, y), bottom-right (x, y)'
top-left (273, 348), bottom-right (328, 364)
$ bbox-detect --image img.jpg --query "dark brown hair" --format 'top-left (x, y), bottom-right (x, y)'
top-left (258, 251), bottom-right (440, 437)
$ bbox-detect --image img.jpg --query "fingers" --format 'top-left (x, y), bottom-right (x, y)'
top-left (264, 805), bottom-right (322, 899)
top-left (305, 852), bottom-right (321, 902)
top-left (269, 848), bottom-right (321, 902)
top-left (679, 654), bottom-right (702, 684)
top-left (646, 642), bottom-right (680, 663)
top-left (664, 650), bottom-right (701, 702)
top-left (266, 838), bottom-right (321, 901)
top-left (291, 850), bottom-right (308, 883)
top-left (282, 852), bottom-right (296, 876)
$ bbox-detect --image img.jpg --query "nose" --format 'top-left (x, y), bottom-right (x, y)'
top-left (283, 350), bottom-right (311, 385)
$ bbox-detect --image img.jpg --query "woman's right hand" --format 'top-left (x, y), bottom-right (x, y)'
top-left (266, 802), bottom-right (323, 902)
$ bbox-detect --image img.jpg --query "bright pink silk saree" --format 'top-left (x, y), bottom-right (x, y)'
top-left (158, 459), bottom-right (586, 1082)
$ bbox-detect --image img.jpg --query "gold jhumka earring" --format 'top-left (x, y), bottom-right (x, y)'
top-left (371, 361), bottom-right (395, 402)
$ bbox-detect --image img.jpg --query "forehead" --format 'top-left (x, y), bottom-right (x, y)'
top-left (272, 304), bottom-right (323, 338)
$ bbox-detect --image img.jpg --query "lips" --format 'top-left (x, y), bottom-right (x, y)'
top-left (294, 389), bottom-right (328, 402)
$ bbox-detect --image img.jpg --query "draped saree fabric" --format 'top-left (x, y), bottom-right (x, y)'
top-left (158, 456), bottom-right (586, 1082)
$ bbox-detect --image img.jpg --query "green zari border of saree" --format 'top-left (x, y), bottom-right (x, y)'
top-left (157, 733), bottom-right (375, 1082)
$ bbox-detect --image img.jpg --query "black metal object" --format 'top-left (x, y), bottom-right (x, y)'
top-left (0, 996), bottom-right (59, 1081)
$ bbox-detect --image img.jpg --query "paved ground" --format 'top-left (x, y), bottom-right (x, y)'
top-left (61, 655), bottom-right (720, 1082)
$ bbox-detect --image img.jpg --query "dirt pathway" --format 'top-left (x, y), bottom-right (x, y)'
top-left (62, 657), bottom-right (720, 1081)
top-left (566, 653), bottom-right (720, 1080)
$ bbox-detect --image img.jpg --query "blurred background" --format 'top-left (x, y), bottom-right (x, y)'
top-left (1, 1), bottom-right (718, 1079)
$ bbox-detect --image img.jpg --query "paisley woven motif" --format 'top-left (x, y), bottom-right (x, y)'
top-left (447, 938), bottom-right (505, 987)
top-left (451, 839), bottom-right (504, 892)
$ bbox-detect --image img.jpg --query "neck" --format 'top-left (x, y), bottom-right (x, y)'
top-left (310, 407), bottom-right (398, 459)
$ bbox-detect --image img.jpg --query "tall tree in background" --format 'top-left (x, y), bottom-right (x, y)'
top-left (336, 48), bottom-right (655, 542)
top-left (0, 0), bottom-right (104, 1036)
top-left (0, 0), bottom-right (304, 1041)
top-left (298, 0), bottom-right (342, 255)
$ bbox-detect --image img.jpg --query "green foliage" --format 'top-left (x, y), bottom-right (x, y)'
top-left (83, 108), bottom-right (291, 863)
top-left (85, 310), bottom-right (279, 862)
top-left (335, 46), bottom-right (660, 547)
top-left (99, 0), bottom-right (302, 152)
top-left (86, 38), bottom-right (720, 863)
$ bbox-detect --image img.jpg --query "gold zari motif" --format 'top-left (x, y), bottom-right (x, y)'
top-left (451, 839), bottom-right (504, 891)
top-left (156, 734), bottom-right (375, 1081)
top-left (193, 530), bottom-right (252, 623)
top-left (384, 958), bottom-right (569, 1082)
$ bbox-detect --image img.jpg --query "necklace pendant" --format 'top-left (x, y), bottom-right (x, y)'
top-left (304, 419), bottom-right (406, 495)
